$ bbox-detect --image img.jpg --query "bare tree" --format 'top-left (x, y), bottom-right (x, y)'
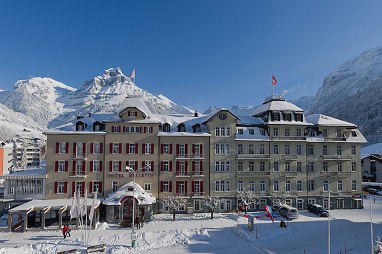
top-left (236, 191), bottom-right (260, 213)
top-left (162, 196), bottom-right (188, 221)
top-left (203, 196), bottom-right (221, 219)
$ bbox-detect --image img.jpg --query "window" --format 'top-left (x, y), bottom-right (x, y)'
top-left (285, 128), bottom-right (290, 136)
top-left (237, 128), bottom-right (243, 135)
top-left (351, 180), bottom-right (357, 191)
top-left (273, 128), bottom-right (279, 137)
top-left (323, 162), bottom-right (328, 172)
top-left (295, 113), bottom-right (303, 122)
top-left (336, 129), bottom-right (342, 138)
top-left (297, 199), bottom-right (303, 209)
top-left (112, 181), bottom-right (118, 192)
top-left (238, 180), bottom-right (244, 191)
top-left (260, 144), bottom-right (265, 154)
top-left (193, 144), bottom-right (201, 156)
top-left (112, 161), bottom-right (119, 172)
top-left (260, 129), bottom-right (266, 135)
top-left (351, 146), bottom-right (356, 155)
top-left (237, 161), bottom-right (243, 172)
top-left (145, 143), bottom-right (152, 154)
top-left (194, 200), bottom-right (202, 211)
top-left (237, 144), bottom-right (243, 154)
top-left (307, 162), bottom-right (314, 172)
top-left (193, 124), bottom-right (201, 133)
top-left (307, 144), bottom-right (314, 155)
top-left (296, 144), bottom-right (302, 155)
top-left (144, 127), bottom-right (153, 133)
top-left (93, 143), bottom-right (101, 154)
top-left (225, 144), bottom-right (230, 154)
top-left (297, 162), bottom-right (302, 172)
top-left (323, 145), bottom-right (328, 155)
top-left (308, 180), bottom-right (314, 191)
top-left (178, 123), bottom-right (186, 132)
top-left (296, 128), bottom-right (302, 137)
top-left (272, 112), bottom-right (280, 121)
top-left (92, 181), bottom-right (100, 193)
top-left (351, 162), bottom-right (357, 172)
top-left (285, 181), bottom-right (291, 192)
top-left (144, 161), bottom-right (152, 171)
top-left (322, 129), bottom-right (328, 137)
top-left (249, 180), bottom-right (255, 191)
top-left (273, 181), bottom-right (279, 192)
top-left (135, 126), bottom-right (141, 133)
top-left (128, 161), bottom-right (136, 171)
top-left (144, 183), bottom-right (151, 191)
top-left (284, 113), bottom-right (292, 121)
top-left (249, 162), bottom-right (255, 171)
top-left (285, 145), bottom-right (290, 154)
top-left (273, 145), bottom-right (279, 154)
top-left (285, 162), bottom-right (290, 172)
top-left (112, 143), bottom-right (120, 154)
top-left (337, 145), bottom-right (342, 155)
top-left (260, 181), bottom-right (266, 192)
top-left (163, 161), bottom-right (170, 171)
top-left (215, 127), bottom-right (220, 136)
top-left (337, 162), bottom-right (342, 172)
top-left (163, 144), bottom-right (170, 154)
top-left (248, 144), bottom-right (254, 154)
top-left (273, 162), bottom-right (279, 172)
top-left (323, 181), bottom-right (329, 192)
top-left (58, 182), bottom-right (65, 194)
top-left (337, 180), bottom-right (343, 192)
top-left (59, 142), bottom-right (66, 154)
top-left (92, 161), bottom-right (100, 172)
top-left (75, 182), bottom-right (83, 194)
top-left (163, 181), bottom-right (170, 192)
top-left (249, 129), bottom-right (255, 135)
top-left (296, 180), bottom-right (302, 192)
top-left (215, 127), bottom-right (230, 137)
top-left (129, 143), bottom-right (136, 154)
top-left (260, 162), bottom-right (265, 171)
top-left (163, 123), bottom-right (171, 132)
top-left (215, 180), bottom-right (230, 192)
top-left (58, 161), bottom-right (65, 172)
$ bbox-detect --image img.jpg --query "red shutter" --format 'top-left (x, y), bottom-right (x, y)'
top-left (118, 161), bottom-right (122, 172)
top-left (176, 182), bottom-right (179, 194)
top-left (119, 143), bottom-right (122, 154)
top-left (99, 182), bottom-right (103, 193)
top-left (150, 127), bottom-right (153, 133)
top-left (66, 143), bottom-right (69, 153)
top-left (160, 161), bottom-right (164, 171)
top-left (161, 144), bottom-right (164, 154)
top-left (170, 144), bottom-right (173, 154)
top-left (192, 161), bottom-right (195, 174)
top-left (55, 161), bottom-right (58, 172)
top-left (72, 182), bottom-right (75, 196)
top-left (135, 161), bottom-right (138, 170)
top-left (64, 182), bottom-right (68, 193)
top-left (54, 182), bottom-right (58, 193)
top-left (82, 161), bottom-right (85, 173)
top-left (135, 143), bottom-right (138, 154)
top-left (200, 161), bottom-right (203, 173)
top-left (200, 144), bottom-right (203, 155)
top-left (56, 142), bottom-right (59, 153)
top-left (176, 144), bottom-right (179, 155)
top-left (72, 161), bottom-right (76, 175)
top-left (142, 144), bottom-right (145, 154)
top-left (141, 161), bottom-right (145, 170)
top-left (81, 182), bottom-right (85, 196)
top-left (185, 144), bottom-right (188, 155)
top-left (109, 161), bottom-right (112, 172)
top-left (176, 161), bottom-right (179, 174)
top-left (100, 161), bottom-right (103, 172)
top-left (169, 161), bottom-right (173, 172)
top-left (151, 143), bottom-right (154, 154)
top-left (90, 161), bottom-right (93, 172)
top-left (65, 161), bottom-right (68, 172)
top-left (160, 182), bottom-right (164, 192)
top-left (123, 126), bottom-right (126, 132)
top-left (100, 143), bottom-right (103, 153)
top-left (90, 182), bottom-right (93, 192)
top-left (126, 143), bottom-right (129, 154)
top-left (144, 127), bottom-right (147, 133)
top-left (192, 181), bottom-right (195, 193)
top-left (151, 161), bottom-right (154, 171)
top-left (90, 143), bottom-right (94, 154)
top-left (110, 143), bottom-right (113, 153)
top-left (83, 143), bottom-right (86, 154)
top-left (185, 161), bottom-right (188, 175)
top-left (185, 181), bottom-right (188, 194)
top-left (201, 181), bottom-right (204, 193)
top-left (169, 181), bottom-right (173, 192)
top-left (73, 143), bottom-right (77, 154)
top-left (192, 144), bottom-right (195, 155)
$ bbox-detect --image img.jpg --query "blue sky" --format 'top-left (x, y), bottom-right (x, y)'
top-left (1, 0), bottom-right (382, 111)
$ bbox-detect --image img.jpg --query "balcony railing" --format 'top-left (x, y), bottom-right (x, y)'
top-left (69, 170), bottom-right (87, 177)
top-left (281, 171), bottom-right (298, 177)
top-left (191, 170), bottom-right (205, 177)
top-left (271, 136), bottom-right (306, 141)
top-left (282, 155), bottom-right (298, 160)
top-left (321, 155), bottom-right (352, 160)
top-left (319, 171), bottom-right (352, 176)
top-left (71, 153), bottom-right (87, 160)
top-left (175, 171), bottom-right (190, 177)
top-left (190, 192), bottom-right (205, 197)
top-left (236, 170), bottom-right (271, 176)
top-left (175, 154), bottom-right (206, 160)
top-left (236, 154), bottom-right (270, 159)
top-left (324, 137), bottom-right (347, 142)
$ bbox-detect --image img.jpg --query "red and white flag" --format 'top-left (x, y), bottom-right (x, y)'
top-left (129, 68), bottom-right (135, 79)
top-left (272, 75), bottom-right (277, 86)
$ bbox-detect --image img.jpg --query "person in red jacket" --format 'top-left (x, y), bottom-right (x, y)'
top-left (62, 225), bottom-right (68, 239)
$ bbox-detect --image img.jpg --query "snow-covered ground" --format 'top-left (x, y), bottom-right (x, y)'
top-left (1, 196), bottom-right (382, 254)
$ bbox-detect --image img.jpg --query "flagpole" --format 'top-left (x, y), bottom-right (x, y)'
top-left (371, 196), bottom-right (374, 254)
top-left (328, 190), bottom-right (331, 254)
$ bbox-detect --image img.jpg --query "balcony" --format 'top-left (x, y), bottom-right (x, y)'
top-left (282, 155), bottom-right (298, 161)
top-left (319, 171), bottom-right (352, 177)
top-left (175, 171), bottom-right (190, 177)
top-left (69, 170), bottom-right (87, 177)
top-left (271, 136), bottom-right (306, 141)
top-left (190, 192), bottom-right (205, 197)
top-left (71, 153), bottom-right (87, 160)
top-left (321, 154), bottom-right (352, 160)
top-left (281, 171), bottom-right (298, 177)
top-left (324, 137), bottom-right (347, 142)
top-left (236, 154), bottom-right (270, 160)
top-left (191, 171), bottom-right (205, 177)
top-left (236, 170), bottom-right (271, 176)
top-left (175, 154), bottom-right (206, 160)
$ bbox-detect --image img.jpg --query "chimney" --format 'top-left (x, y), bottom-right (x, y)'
top-left (194, 111), bottom-right (199, 117)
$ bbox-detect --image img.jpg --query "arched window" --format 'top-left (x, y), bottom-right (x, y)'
top-left (163, 123), bottom-right (171, 132)
top-left (177, 123), bottom-right (186, 132)
top-left (192, 123), bottom-right (201, 133)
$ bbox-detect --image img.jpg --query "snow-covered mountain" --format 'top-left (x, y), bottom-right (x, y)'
top-left (0, 67), bottom-right (194, 137)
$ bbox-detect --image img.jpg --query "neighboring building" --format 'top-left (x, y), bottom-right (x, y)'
top-left (0, 141), bottom-right (13, 176)
top-left (44, 95), bottom-right (367, 225)
top-left (361, 154), bottom-right (382, 182)
top-left (11, 137), bottom-right (44, 169)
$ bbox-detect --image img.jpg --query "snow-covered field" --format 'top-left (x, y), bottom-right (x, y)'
top-left (1, 196), bottom-right (382, 254)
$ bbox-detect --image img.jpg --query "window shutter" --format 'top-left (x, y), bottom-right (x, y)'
top-left (160, 182), bottom-right (164, 192)
top-left (191, 181), bottom-right (195, 193)
top-left (176, 161), bottom-right (179, 174)
top-left (169, 161), bottom-right (173, 172)
top-left (55, 161), bottom-right (58, 172)
top-left (64, 182), bottom-right (68, 193)
top-left (151, 161), bottom-right (154, 171)
top-left (161, 144), bottom-right (164, 154)
top-left (119, 143), bottom-right (122, 154)
top-left (176, 144), bottom-right (179, 155)
top-left (176, 182), bottom-right (179, 194)
top-left (90, 143), bottom-right (94, 154)
top-left (100, 143), bottom-right (103, 153)
top-left (151, 144), bottom-right (154, 154)
top-left (185, 161), bottom-right (188, 175)
top-left (169, 181), bottom-right (173, 192)
top-left (200, 144), bottom-right (203, 155)
top-left (109, 161), bottom-right (112, 172)
top-left (82, 161), bottom-right (85, 173)
top-left (81, 182), bottom-right (85, 196)
top-left (126, 143), bottom-right (129, 154)
top-left (142, 144), bottom-right (145, 154)
top-left (160, 161), bottom-right (164, 171)
top-left (54, 182), bottom-right (58, 193)
top-left (56, 142), bottom-right (59, 153)
top-left (141, 161), bottom-right (145, 170)
top-left (89, 182), bottom-right (93, 193)
top-left (66, 143), bottom-right (69, 153)
top-left (90, 161), bottom-right (93, 172)
top-left (192, 161), bottom-right (195, 174)
top-left (100, 161), bottom-right (103, 172)
top-left (109, 143), bottom-right (113, 153)
top-left (150, 127), bottom-right (153, 133)
top-left (170, 144), bottom-right (173, 154)
top-left (185, 144), bottom-right (188, 155)
top-left (73, 143), bottom-right (77, 154)
top-left (123, 126), bottom-right (126, 132)
top-left (201, 181), bottom-right (204, 193)
top-left (118, 161), bottom-right (122, 172)
top-left (200, 161), bottom-right (203, 173)
top-left (99, 182), bottom-right (103, 193)
top-left (72, 161), bottom-right (76, 175)
top-left (135, 143), bottom-right (138, 154)
top-left (65, 161), bottom-right (68, 172)
top-left (144, 127), bottom-right (147, 133)
top-left (72, 182), bottom-right (75, 196)
top-left (192, 144), bottom-right (195, 155)
top-left (185, 181), bottom-right (188, 194)
top-left (135, 161), bottom-right (138, 170)
top-left (83, 143), bottom-right (86, 154)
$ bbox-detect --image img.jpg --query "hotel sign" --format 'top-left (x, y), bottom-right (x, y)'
top-left (108, 172), bottom-right (154, 178)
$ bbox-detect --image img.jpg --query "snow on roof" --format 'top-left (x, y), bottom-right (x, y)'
top-left (237, 116), bottom-right (264, 125)
top-left (0, 168), bottom-right (46, 179)
top-left (306, 114), bottom-right (357, 127)
top-left (10, 198), bottom-right (100, 212)
top-left (234, 126), bottom-right (269, 141)
top-left (252, 99), bottom-right (304, 116)
top-left (103, 181), bottom-right (156, 206)
top-left (118, 97), bottom-right (153, 118)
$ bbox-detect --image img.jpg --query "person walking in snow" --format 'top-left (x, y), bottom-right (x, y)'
top-left (62, 225), bottom-right (68, 239)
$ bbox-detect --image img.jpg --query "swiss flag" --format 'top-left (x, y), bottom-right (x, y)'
top-left (272, 75), bottom-right (277, 86)
top-left (129, 68), bottom-right (135, 79)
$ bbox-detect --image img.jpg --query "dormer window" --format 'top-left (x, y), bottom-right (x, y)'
top-left (249, 129), bottom-right (255, 135)
top-left (192, 124), bottom-right (201, 133)
top-left (271, 112), bottom-right (280, 121)
top-left (178, 123), bottom-right (186, 132)
top-left (260, 128), bottom-right (266, 136)
top-left (76, 121), bottom-right (86, 131)
top-left (93, 121), bottom-right (103, 131)
top-left (127, 111), bottom-right (137, 118)
top-left (163, 123), bottom-right (171, 132)
top-left (237, 128), bottom-right (243, 135)
top-left (283, 112), bottom-right (292, 121)
top-left (294, 113), bottom-right (303, 122)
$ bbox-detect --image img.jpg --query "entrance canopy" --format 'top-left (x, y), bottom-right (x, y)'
top-left (103, 181), bottom-right (156, 206)
top-left (9, 198), bottom-right (100, 212)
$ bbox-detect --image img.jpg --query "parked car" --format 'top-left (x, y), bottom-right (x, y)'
top-left (307, 204), bottom-right (329, 217)
top-left (278, 204), bottom-right (299, 220)
top-left (367, 188), bottom-right (382, 196)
